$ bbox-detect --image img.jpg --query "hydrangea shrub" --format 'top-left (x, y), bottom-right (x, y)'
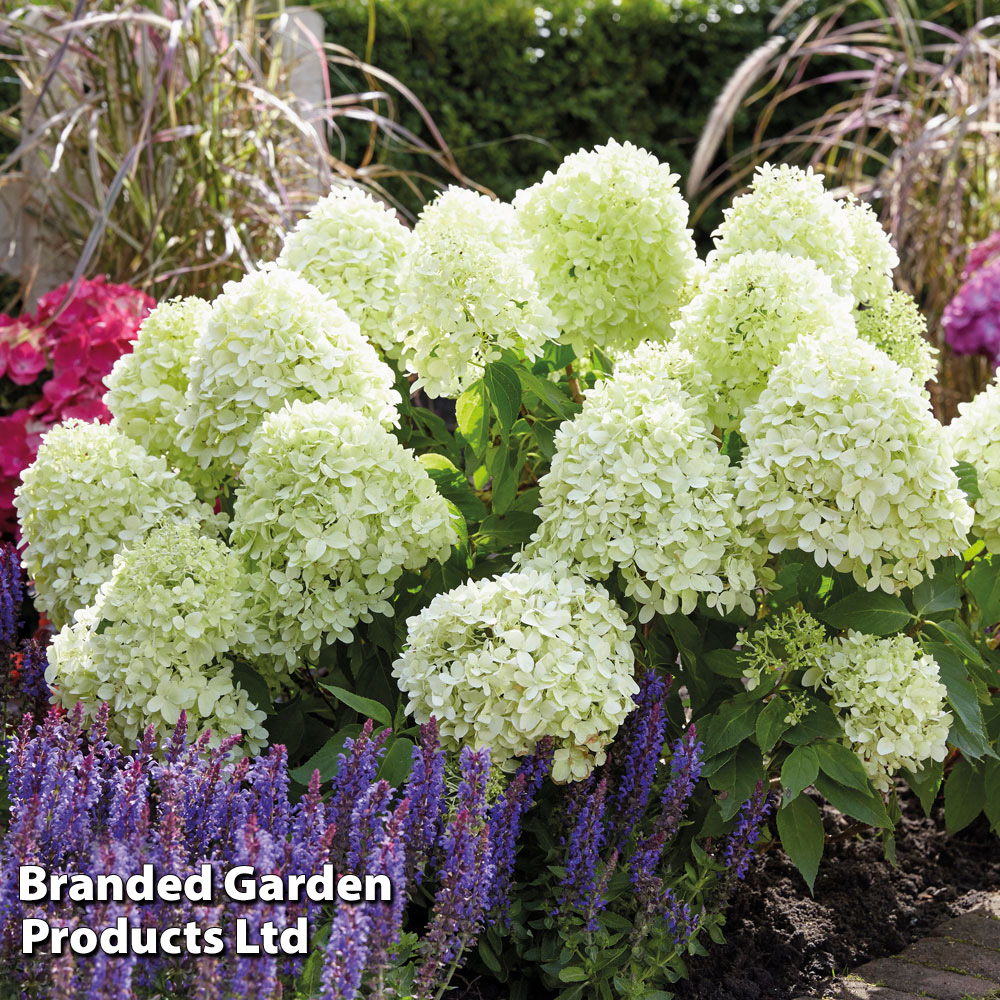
top-left (7, 148), bottom-right (1000, 1000)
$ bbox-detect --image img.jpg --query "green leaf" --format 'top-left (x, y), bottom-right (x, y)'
top-left (265, 700), bottom-right (304, 757)
top-left (781, 745), bottom-right (819, 801)
top-left (967, 556), bottom-right (1000, 627)
top-left (904, 760), bottom-right (944, 816)
top-left (814, 741), bottom-right (870, 792)
top-left (708, 744), bottom-right (765, 822)
top-left (784, 699), bottom-right (842, 744)
top-left (953, 460), bottom-right (981, 501)
top-left (418, 454), bottom-right (487, 523)
top-left (817, 591), bottom-right (911, 636)
top-left (231, 661), bottom-right (272, 713)
top-left (776, 793), bottom-right (825, 893)
top-left (663, 612), bottom-right (703, 672)
top-left (984, 760), bottom-right (1000, 834)
top-left (319, 683), bottom-right (392, 729)
top-left (814, 773), bottom-right (891, 829)
top-left (487, 448), bottom-right (517, 514)
top-left (911, 574), bottom-right (961, 617)
top-left (944, 758), bottom-right (984, 833)
top-left (705, 648), bottom-right (746, 679)
top-left (925, 642), bottom-right (988, 758)
top-left (288, 726), bottom-right (361, 784)
top-left (558, 966), bottom-right (588, 983)
top-left (703, 698), bottom-right (759, 759)
top-left (456, 379), bottom-right (490, 455)
top-left (473, 511), bottom-right (539, 551)
top-left (756, 695), bottom-right (791, 752)
top-left (484, 362), bottom-right (522, 434)
top-left (518, 365), bottom-right (569, 417)
top-left (378, 737), bottom-right (414, 787)
top-left (922, 619), bottom-right (984, 666)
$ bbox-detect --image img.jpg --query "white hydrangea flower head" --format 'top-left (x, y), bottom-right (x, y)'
top-left (276, 186), bottom-right (412, 358)
top-left (14, 419), bottom-right (215, 629)
top-left (178, 267), bottom-right (400, 491)
top-left (673, 250), bottom-right (856, 430)
top-left (841, 196), bottom-right (898, 307)
top-left (523, 354), bottom-right (766, 621)
top-left (711, 163), bottom-right (860, 300)
top-left (47, 523), bottom-right (267, 755)
top-left (394, 187), bottom-right (557, 398)
top-left (946, 374), bottom-right (1000, 552)
top-left (392, 567), bottom-right (638, 783)
top-left (855, 290), bottom-right (938, 386)
top-left (103, 296), bottom-right (219, 500)
top-left (611, 339), bottom-right (713, 402)
top-left (514, 139), bottom-right (700, 356)
top-left (231, 399), bottom-right (457, 666)
top-left (737, 328), bottom-right (973, 592)
top-left (804, 632), bottom-right (952, 791)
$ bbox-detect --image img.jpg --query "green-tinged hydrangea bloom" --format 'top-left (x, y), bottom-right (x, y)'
top-left (524, 350), bottom-right (766, 621)
top-left (231, 399), bottom-right (457, 666)
top-left (673, 250), bottom-right (855, 430)
top-left (392, 567), bottom-right (638, 783)
top-left (803, 632), bottom-right (951, 791)
top-left (103, 296), bottom-right (219, 499)
top-left (946, 375), bottom-right (1000, 552)
top-left (737, 328), bottom-right (973, 593)
top-left (394, 187), bottom-right (557, 398)
top-left (738, 607), bottom-right (828, 692)
top-left (514, 139), bottom-right (700, 356)
top-left (47, 523), bottom-right (267, 754)
top-left (842, 196), bottom-right (898, 307)
top-left (178, 267), bottom-right (399, 491)
top-left (711, 163), bottom-right (860, 300)
top-left (14, 419), bottom-right (215, 629)
top-left (276, 186), bottom-right (412, 358)
top-left (855, 290), bottom-right (938, 386)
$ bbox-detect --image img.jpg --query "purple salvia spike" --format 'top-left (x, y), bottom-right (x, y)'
top-left (722, 780), bottom-right (773, 882)
top-left (486, 736), bottom-right (553, 919)
top-left (321, 896), bottom-right (372, 1000)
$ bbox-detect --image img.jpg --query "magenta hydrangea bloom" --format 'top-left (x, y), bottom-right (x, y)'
top-left (942, 236), bottom-right (1000, 365)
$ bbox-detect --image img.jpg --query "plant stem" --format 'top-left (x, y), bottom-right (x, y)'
top-left (565, 364), bottom-right (583, 404)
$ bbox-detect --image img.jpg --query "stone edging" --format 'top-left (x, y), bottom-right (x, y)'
top-left (794, 894), bottom-right (1000, 1000)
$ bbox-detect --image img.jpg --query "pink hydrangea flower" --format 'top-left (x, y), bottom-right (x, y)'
top-left (942, 242), bottom-right (1000, 366)
top-left (0, 276), bottom-right (154, 534)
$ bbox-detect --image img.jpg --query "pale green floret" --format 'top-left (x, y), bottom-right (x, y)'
top-left (14, 419), bottom-right (216, 629)
top-left (231, 399), bottom-right (457, 667)
top-left (394, 187), bottom-right (557, 399)
top-left (611, 339), bottom-right (714, 402)
top-left (103, 296), bottom-right (218, 500)
top-left (524, 350), bottom-right (767, 622)
top-left (177, 266), bottom-right (400, 493)
top-left (393, 567), bottom-right (638, 784)
top-left (804, 632), bottom-right (951, 792)
top-left (854, 290), bottom-right (938, 386)
top-left (946, 374), bottom-right (1000, 553)
top-left (514, 138), bottom-right (700, 356)
top-left (47, 523), bottom-right (267, 755)
top-left (276, 186), bottom-right (412, 359)
top-left (841, 196), bottom-right (898, 307)
top-left (737, 327), bottom-right (973, 594)
top-left (673, 250), bottom-right (856, 430)
top-left (738, 607), bottom-right (827, 692)
top-left (711, 163), bottom-right (859, 301)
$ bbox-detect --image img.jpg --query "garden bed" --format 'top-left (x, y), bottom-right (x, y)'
top-left (677, 789), bottom-right (1000, 1000)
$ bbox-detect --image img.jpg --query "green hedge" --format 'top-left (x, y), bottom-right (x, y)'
top-left (320, 0), bottom-right (796, 237)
